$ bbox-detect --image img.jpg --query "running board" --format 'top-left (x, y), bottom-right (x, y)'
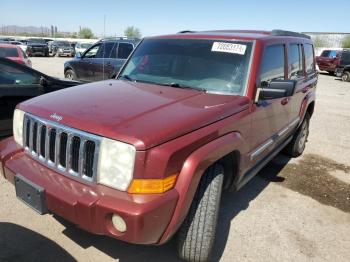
top-left (236, 136), bottom-right (293, 190)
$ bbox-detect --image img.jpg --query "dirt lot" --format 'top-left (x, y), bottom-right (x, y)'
top-left (0, 57), bottom-right (349, 262)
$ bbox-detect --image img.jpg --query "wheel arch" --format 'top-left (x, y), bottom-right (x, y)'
top-left (159, 131), bottom-right (245, 244)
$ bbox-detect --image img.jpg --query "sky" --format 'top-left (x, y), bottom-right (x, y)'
top-left (1, 0), bottom-right (349, 37)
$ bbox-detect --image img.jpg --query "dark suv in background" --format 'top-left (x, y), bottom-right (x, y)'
top-left (335, 50), bottom-right (350, 81)
top-left (25, 38), bottom-right (49, 57)
top-left (64, 38), bottom-right (139, 82)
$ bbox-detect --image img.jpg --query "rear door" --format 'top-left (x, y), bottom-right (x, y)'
top-left (92, 42), bottom-right (117, 81)
top-left (249, 44), bottom-right (291, 164)
top-left (289, 43), bottom-right (317, 122)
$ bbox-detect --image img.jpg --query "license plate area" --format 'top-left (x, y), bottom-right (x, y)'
top-left (15, 174), bottom-right (47, 214)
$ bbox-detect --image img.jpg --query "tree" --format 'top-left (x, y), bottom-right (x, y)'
top-left (79, 27), bottom-right (94, 39)
top-left (313, 36), bottom-right (326, 48)
top-left (124, 26), bottom-right (141, 39)
top-left (342, 36), bottom-right (350, 48)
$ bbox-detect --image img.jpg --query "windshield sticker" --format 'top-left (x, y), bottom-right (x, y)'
top-left (211, 42), bottom-right (246, 55)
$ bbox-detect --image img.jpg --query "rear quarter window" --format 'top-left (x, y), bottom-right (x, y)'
top-left (304, 44), bottom-right (315, 75)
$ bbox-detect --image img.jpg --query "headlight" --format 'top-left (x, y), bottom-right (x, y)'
top-left (59, 48), bottom-right (63, 52)
top-left (97, 138), bottom-right (136, 191)
top-left (13, 109), bottom-right (25, 146)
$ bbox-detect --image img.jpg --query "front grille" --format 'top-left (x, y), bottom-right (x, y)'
top-left (23, 113), bottom-right (100, 182)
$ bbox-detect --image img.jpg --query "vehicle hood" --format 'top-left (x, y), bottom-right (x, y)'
top-left (19, 80), bottom-right (250, 150)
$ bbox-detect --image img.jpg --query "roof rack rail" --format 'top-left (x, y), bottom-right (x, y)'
top-left (177, 30), bottom-right (196, 34)
top-left (271, 30), bottom-right (311, 39)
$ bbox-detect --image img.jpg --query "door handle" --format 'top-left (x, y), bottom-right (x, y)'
top-left (281, 98), bottom-right (289, 105)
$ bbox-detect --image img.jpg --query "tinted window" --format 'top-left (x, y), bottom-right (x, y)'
top-left (96, 42), bottom-right (117, 58)
top-left (118, 43), bottom-right (133, 59)
top-left (321, 50), bottom-right (330, 57)
top-left (304, 44), bottom-right (315, 75)
top-left (288, 44), bottom-right (304, 79)
top-left (260, 44), bottom-right (285, 83)
top-left (0, 47), bottom-right (19, 57)
top-left (0, 62), bottom-right (39, 85)
top-left (340, 51), bottom-right (350, 65)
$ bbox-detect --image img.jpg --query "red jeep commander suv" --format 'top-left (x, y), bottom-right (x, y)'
top-left (0, 29), bottom-right (317, 262)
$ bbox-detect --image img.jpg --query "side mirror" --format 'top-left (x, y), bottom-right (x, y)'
top-left (75, 52), bottom-right (82, 59)
top-left (255, 80), bottom-right (296, 103)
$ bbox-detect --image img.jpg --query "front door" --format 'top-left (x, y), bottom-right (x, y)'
top-left (249, 44), bottom-right (291, 165)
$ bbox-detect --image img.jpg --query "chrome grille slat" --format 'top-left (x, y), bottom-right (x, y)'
top-left (66, 134), bottom-right (73, 172)
top-left (23, 113), bottom-right (100, 183)
top-left (79, 139), bottom-right (86, 176)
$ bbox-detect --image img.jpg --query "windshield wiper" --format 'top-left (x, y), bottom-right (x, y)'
top-left (162, 82), bottom-right (206, 92)
top-left (119, 75), bottom-right (135, 82)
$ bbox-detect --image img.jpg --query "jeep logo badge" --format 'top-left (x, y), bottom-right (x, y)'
top-left (50, 113), bottom-right (63, 122)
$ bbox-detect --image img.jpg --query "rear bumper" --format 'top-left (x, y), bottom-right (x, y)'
top-left (0, 138), bottom-right (178, 245)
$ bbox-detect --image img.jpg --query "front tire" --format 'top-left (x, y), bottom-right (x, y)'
top-left (64, 69), bottom-right (76, 80)
top-left (341, 71), bottom-right (350, 82)
top-left (177, 163), bottom-right (224, 262)
top-left (284, 113), bottom-right (310, 157)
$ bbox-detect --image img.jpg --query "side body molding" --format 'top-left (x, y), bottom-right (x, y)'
top-left (159, 131), bottom-right (245, 243)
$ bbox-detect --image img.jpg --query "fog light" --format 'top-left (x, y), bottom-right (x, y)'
top-left (112, 214), bottom-right (127, 233)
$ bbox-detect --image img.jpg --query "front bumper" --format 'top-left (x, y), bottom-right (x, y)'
top-left (0, 138), bottom-right (178, 244)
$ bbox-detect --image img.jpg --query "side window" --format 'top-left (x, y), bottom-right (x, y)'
top-left (109, 43), bottom-right (119, 59)
top-left (118, 43), bottom-right (133, 59)
top-left (304, 44), bottom-right (315, 75)
top-left (97, 42), bottom-right (117, 59)
top-left (329, 50), bottom-right (337, 58)
top-left (84, 44), bottom-right (101, 58)
top-left (260, 44), bottom-right (285, 84)
top-left (0, 61), bottom-right (40, 85)
top-left (288, 44), bottom-right (304, 79)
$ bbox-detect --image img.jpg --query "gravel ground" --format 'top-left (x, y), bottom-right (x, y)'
top-left (0, 58), bottom-right (349, 262)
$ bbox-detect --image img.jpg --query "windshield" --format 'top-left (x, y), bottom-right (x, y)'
top-left (119, 38), bottom-right (253, 94)
top-left (57, 41), bottom-right (70, 47)
top-left (28, 39), bottom-right (46, 44)
top-left (81, 43), bottom-right (93, 48)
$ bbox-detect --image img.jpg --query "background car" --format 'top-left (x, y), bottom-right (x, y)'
top-left (25, 38), bottom-right (49, 57)
top-left (75, 42), bottom-right (94, 55)
top-left (316, 49), bottom-right (341, 74)
top-left (64, 38), bottom-right (139, 82)
top-left (9, 40), bottom-right (28, 53)
top-left (49, 40), bottom-right (75, 57)
top-left (0, 57), bottom-right (81, 136)
top-left (335, 50), bottom-right (350, 81)
top-left (0, 44), bottom-right (32, 67)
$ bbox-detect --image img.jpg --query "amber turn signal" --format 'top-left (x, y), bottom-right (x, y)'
top-left (127, 174), bottom-right (178, 194)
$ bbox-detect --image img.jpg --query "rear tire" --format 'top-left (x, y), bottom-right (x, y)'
top-left (64, 69), bottom-right (76, 80)
top-left (284, 113), bottom-right (310, 157)
top-left (341, 71), bottom-right (350, 82)
top-left (177, 163), bottom-right (224, 262)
